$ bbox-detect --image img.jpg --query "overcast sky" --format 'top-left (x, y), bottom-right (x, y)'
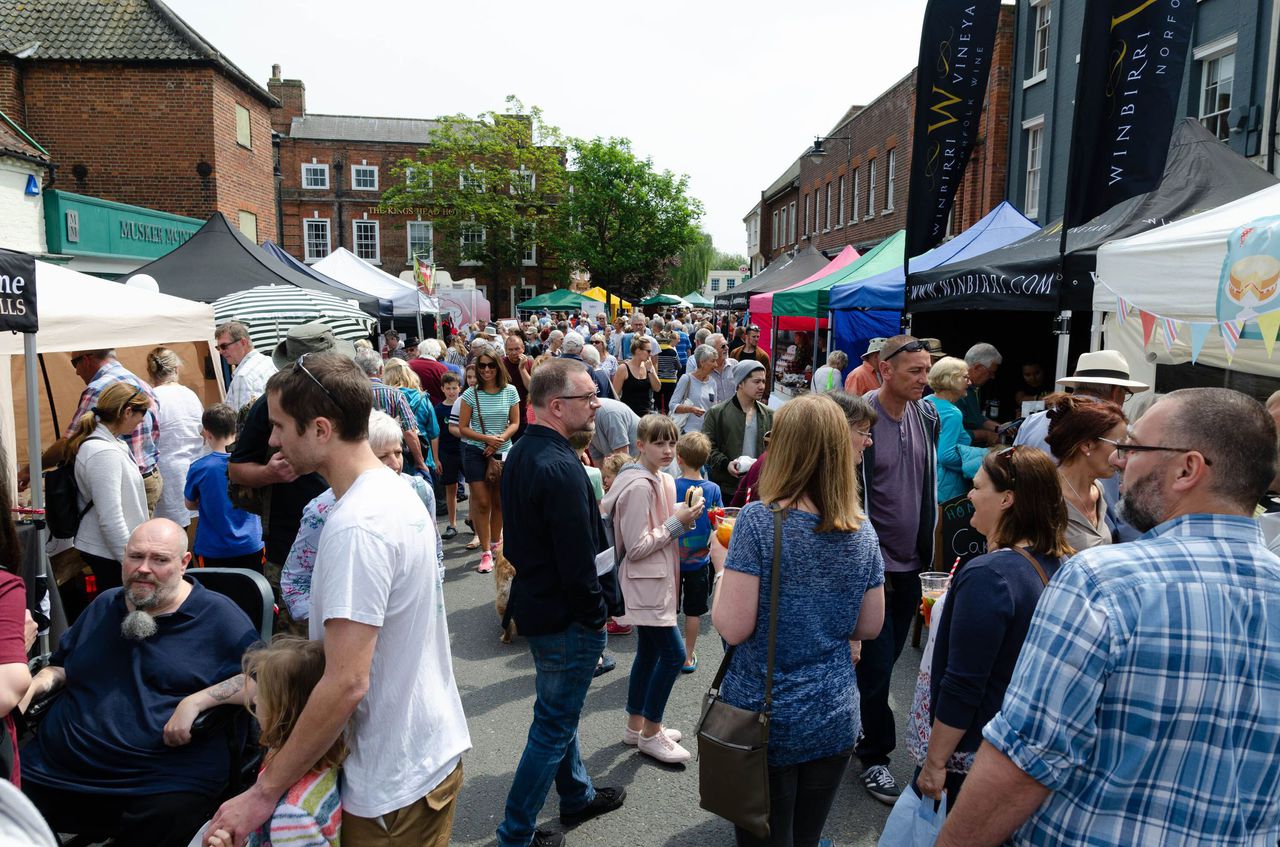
top-left (167, 0), bottom-right (935, 260)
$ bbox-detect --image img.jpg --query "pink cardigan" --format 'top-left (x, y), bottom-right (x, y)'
top-left (601, 465), bottom-right (683, 627)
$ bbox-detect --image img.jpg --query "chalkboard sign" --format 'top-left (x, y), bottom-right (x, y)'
top-left (0, 249), bottom-right (37, 333)
top-left (939, 493), bottom-right (986, 569)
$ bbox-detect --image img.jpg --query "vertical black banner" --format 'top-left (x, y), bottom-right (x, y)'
top-left (1063, 0), bottom-right (1196, 229)
top-left (0, 249), bottom-right (37, 333)
top-left (905, 0), bottom-right (1003, 260)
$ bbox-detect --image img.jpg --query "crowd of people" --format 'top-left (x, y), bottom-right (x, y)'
top-left (2, 305), bottom-right (1280, 847)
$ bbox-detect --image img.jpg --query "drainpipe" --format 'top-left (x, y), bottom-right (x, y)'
top-left (333, 158), bottom-right (345, 249)
top-left (272, 131), bottom-right (283, 243)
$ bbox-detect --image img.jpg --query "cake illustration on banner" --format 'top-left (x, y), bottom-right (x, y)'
top-left (1217, 215), bottom-right (1280, 326)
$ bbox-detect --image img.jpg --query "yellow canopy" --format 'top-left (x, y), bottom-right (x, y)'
top-left (581, 287), bottom-right (631, 318)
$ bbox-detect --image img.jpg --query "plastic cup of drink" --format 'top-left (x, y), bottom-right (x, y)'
top-left (919, 572), bottom-right (952, 626)
top-left (714, 506), bottom-right (741, 547)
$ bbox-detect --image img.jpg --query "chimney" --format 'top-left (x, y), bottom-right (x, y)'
top-left (267, 64), bottom-right (305, 135)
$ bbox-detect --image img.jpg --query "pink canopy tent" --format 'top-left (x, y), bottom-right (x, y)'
top-left (749, 245), bottom-right (860, 352)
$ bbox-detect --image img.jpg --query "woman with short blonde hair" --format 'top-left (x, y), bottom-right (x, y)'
top-left (926, 356), bottom-right (987, 502)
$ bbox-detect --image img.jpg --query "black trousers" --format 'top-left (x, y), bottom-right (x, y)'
top-left (78, 550), bottom-right (122, 592)
top-left (733, 751), bottom-right (851, 847)
top-left (196, 549), bottom-right (265, 573)
top-left (24, 780), bottom-right (217, 847)
top-left (855, 569), bottom-right (922, 769)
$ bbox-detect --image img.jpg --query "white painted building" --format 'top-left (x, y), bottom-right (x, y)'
top-left (704, 269), bottom-right (747, 300)
top-left (744, 202), bottom-right (763, 275)
top-left (0, 115), bottom-right (51, 255)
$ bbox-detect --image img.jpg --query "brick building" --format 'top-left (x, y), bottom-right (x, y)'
top-left (270, 67), bottom-right (559, 319)
top-left (748, 5), bottom-right (1014, 262)
top-left (0, 0), bottom-right (278, 242)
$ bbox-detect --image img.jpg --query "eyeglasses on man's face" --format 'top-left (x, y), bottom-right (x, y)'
top-left (1098, 436), bottom-right (1213, 466)
top-left (557, 391), bottom-right (600, 404)
top-left (215, 337), bottom-right (243, 353)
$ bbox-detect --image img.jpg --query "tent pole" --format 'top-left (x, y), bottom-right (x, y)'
top-left (23, 333), bottom-right (49, 655)
top-left (1090, 310), bottom-right (1104, 353)
top-left (416, 310), bottom-right (424, 342)
top-left (1055, 310), bottom-right (1071, 381)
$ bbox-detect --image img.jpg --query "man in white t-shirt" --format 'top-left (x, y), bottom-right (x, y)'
top-left (207, 352), bottom-right (470, 847)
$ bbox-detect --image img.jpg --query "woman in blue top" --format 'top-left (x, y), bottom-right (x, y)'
top-left (914, 446), bottom-right (1072, 810)
top-left (712, 392), bottom-right (885, 847)
top-left (458, 346), bottom-right (520, 574)
top-left (926, 356), bottom-right (989, 502)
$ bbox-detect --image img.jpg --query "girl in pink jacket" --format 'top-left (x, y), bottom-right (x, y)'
top-left (600, 414), bottom-right (702, 764)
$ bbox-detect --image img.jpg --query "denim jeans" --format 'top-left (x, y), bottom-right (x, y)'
top-left (855, 569), bottom-right (922, 769)
top-left (626, 625), bottom-right (685, 724)
top-left (497, 622), bottom-right (607, 847)
top-left (732, 751), bottom-right (852, 847)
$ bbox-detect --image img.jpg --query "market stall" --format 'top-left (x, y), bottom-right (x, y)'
top-left (1094, 182), bottom-right (1280, 384)
top-left (313, 247), bottom-right (438, 326)
top-left (745, 246), bottom-right (859, 355)
top-left (716, 244), bottom-right (837, 312)
top-left (212, 284), bottom-right (376, 350)
top-left (262, 240), bottom-right (392, 318)
top-left (581, 287), bottom-right (632, 318)
top-left (128, 213), bottom-right (381, 316)
top-left (516, 288), bottom-right (598, 312)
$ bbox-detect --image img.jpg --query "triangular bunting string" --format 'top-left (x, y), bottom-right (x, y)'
top-left (1189, 323), bottom-right (1211, 364)
top-left (1221, 320), bottom-right (1243, 363)
top-left (1256, 311), bottom-right (1280, 358)
top-left (1161, 318), bottom-right (1179, 353)
top-left (1115, 296), bottom-right (1129, 325)
top-left (1139, 310), bottom-right (1157, 347)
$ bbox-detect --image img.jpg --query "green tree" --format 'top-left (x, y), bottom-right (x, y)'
top-left (664, 231), bottom-right (714, 296)
top-left (380, 96), bottom-right (570, 298)
top-left (713, 250), bottom-right (747, 270)
top-left (549, 137), bottom-right (704, 305)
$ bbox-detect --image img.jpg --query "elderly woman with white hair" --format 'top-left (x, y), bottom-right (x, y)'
top-left (669, 344), bottom-right (721, 434)
top-left (926, 356), bottom-right (989, 502)
top-left (280, 411), bottom-right (444, 625)
top-left (812, 350), bottom-right (850, 393)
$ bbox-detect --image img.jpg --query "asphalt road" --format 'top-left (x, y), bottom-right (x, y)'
top-left (441, 507), bottom-right (923, 847)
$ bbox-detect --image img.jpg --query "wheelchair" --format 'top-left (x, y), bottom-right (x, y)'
top-left (19, 568), bottom-right (274, 847)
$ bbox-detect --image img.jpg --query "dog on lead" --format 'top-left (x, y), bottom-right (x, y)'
top-left (493, 546), bottom-right (518, 643)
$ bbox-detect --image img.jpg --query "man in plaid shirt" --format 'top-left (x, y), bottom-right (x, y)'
top-left (938, 388), bottom-right (1280, 847)
top-left (354, 348), bottom-right (426, 475)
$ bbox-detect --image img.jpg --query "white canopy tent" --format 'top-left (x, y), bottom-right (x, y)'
top-left (313, 248), bottom-right (438, 315)
top-left (2, 260), bottom-right (219, 483)
top-left (1094, 184), bottom-right (1280, 381)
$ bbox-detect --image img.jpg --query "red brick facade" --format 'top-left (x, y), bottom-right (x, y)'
top-left (794, 4), bottom-right (1013, 256)
top-left (6, 60), bottom-right (276, 235)
top-left (272, 75), bottom-right (557, 319)
top-left (0, 57), bottom-right (23, 125)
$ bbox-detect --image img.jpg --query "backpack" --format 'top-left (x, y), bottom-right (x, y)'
top-left (43, 436), bottom-right (108, 539)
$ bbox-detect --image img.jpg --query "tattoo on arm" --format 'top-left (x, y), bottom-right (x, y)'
top-left (209, 674), bottom-right (245, 703)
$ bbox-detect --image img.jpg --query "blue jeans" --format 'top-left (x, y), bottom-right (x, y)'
top-left (497, 622), bottom-right (607, 847)
top-left (626, 625), bottom-right (685, 724)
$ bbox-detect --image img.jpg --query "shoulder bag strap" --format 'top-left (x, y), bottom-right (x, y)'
top-left (470, 387), bottom-right (488, 436)
top-left (706, 505), bottom-right (785, 705)
top-left (1012, 546), bottom-right (1050, 587)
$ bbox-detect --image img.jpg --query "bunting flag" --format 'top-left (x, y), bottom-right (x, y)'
top-left (413, 255), bottom-right (435, 296)
top-left (1115, 296), bottom-right (1129, 325)
top-left (1188, 322), bottom-right (1212, 364)
top-left (1139, 310), bottom-right (1157, 347)
top-left (1256, 310), bottom-right (1280, 357)
top-left (1161, 318), bottom-right (1180, 352)
top-left (1222, 319), bottom-right (1244, 361)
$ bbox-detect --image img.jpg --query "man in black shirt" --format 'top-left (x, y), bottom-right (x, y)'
top-left (228, 323), bottom-right (347, 631)
top-left (496, 359), bottom-right (625, 847)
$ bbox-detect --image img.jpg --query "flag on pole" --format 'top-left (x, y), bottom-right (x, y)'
top-left (413, 256), bottom-right (435, 296)
top-left (904, 0), bottom-right (1004, 260)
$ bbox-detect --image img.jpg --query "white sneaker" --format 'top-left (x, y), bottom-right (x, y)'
top-left (623, 725), bottom-right (682, 746)
top-left (636, 728), bottom-right (692, 764)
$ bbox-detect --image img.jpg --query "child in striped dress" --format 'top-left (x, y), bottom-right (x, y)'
top-left (193, 636), bottom-right (343, 847)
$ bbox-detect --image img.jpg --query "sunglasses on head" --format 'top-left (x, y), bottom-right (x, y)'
top-left (293, 353), bottom-right (340, 407)
top-left (883, 340), bottom-right (928, 361)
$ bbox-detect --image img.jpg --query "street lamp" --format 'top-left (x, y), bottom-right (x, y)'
top-left (807, 135), bottom-right (853, 165)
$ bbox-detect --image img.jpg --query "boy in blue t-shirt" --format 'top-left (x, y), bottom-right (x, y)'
top-left (673, 431), bottom-right (723, 673)
top-left (434, 372), bottom-right (464, 539)
top-left (184, 403), bottom-right (264, 571)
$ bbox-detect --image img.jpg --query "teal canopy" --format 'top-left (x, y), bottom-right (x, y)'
top-left (771, 232), bottom-right (906, 318)
top-left (683, 291), bottom-right (714, 306)
top-left (639, 293), bottom-right (691, 307)
top-left (516, 289), bottom-right (596, 311)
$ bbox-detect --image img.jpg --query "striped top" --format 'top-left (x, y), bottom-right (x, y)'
top-left (242, 766), bottom-right (341, 846)
top-left (461, 385), bottom-right (520, 455)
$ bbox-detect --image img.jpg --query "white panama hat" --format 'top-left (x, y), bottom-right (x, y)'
top-left (1056, 349), bottom-right (1149, 392)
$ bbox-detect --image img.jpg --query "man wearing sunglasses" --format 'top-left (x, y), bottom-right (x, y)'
top-left (215, 321), bottom-right (277, 415)
top-left (939, 388), bottom-right (1280, 847)
top-left (854, 334), bottom-right (941, 805)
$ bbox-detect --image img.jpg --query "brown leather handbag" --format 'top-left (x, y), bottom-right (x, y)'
top-left (696, 505), bottom-right (783, 838)
top-left (471, 388), bottom-right (504, 484)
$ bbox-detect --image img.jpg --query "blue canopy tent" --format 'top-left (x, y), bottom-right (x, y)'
top-left (828, 202), bottom-right (1038, 375)
top-left (261, 240), bottom-right (393, 319)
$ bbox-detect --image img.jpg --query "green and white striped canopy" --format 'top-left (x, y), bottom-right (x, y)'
top-left (212, 284), bottom-right (375, 350)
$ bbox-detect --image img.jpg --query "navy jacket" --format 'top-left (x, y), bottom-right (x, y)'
top-left (501, 425), bottom-right (611, 635)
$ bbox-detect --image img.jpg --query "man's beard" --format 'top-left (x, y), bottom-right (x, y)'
top-left (126, 577), bottom-right (166, 611)
top-left (120, 609), bottom-right (157, 641)
top-left (1118, 470), bottom-right (1166, 534)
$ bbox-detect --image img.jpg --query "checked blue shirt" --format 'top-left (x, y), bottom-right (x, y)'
top-left (984, 513), bottom-right (1280, 846)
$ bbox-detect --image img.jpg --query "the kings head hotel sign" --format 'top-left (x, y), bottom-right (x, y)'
top-left (905, 0), bottom-right (1003, 260)
top-left (1064, 0), bottom-right (1196, 230)
top-left (0, 250), bottom-right (37, 334)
